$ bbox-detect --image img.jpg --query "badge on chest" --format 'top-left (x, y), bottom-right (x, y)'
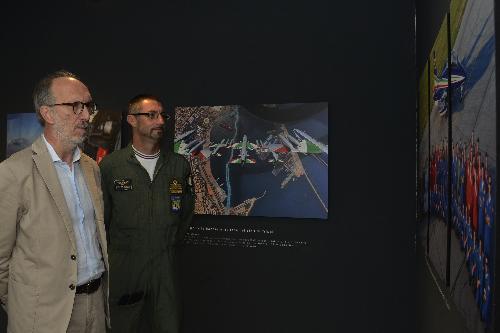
top-left (114, 178), bottom-right (133, 191)
top-left (169, 179), bottom-right (183, 213)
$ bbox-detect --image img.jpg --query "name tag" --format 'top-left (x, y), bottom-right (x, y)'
top-left (114, 179), bottom-right (133, 191)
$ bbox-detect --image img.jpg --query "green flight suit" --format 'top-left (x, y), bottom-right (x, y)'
top-left (100, 145), bottom-right (194, 333)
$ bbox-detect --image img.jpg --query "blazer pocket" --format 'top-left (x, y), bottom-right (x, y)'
top-left (8, 278), bottom-right (37, 333)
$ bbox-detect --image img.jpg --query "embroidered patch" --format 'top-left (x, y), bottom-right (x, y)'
top-left (114, 179), bottom-right (133, 191)
top-left (169, 179), bottom-right (183, 195)
top-left (170, 195), bottom-right (181, 213)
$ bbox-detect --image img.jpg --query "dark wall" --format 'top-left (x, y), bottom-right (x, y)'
top-left (0, 0), bottom-right (416, 332)
top-left (415, 0), bottom-right (450, 74)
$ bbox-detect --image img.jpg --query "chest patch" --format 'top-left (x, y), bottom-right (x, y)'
top-left (169, 179), bottom-right (183, 194)
top-left (114, 178), bottom-right (133, 191)
top-left (169, 178), bottom-right (183, 213)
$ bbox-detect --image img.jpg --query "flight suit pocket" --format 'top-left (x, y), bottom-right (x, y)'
top-left (110, 294), bottom-right (145, 333)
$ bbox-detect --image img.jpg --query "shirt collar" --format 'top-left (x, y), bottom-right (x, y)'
top-left (42, 134), bottom-right (81, 164)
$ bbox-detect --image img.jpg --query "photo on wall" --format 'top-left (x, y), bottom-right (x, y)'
top-left (448, 0), bottom-right (496, 331)
top-left (82, 109), bottom-right (122, 163)
top-left (174, 103), bottom-right (328, 219)
top-left (417, 50), bottom-right (431, 245)
top-left (5, 110), bottom-right (121, 162)
top-left (425, 11), bottom-right (450, 284)
top-left (6, 113), bottom-right (43, 158)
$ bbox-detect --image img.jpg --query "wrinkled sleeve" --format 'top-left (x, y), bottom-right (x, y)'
top-left (178, 159), bottom-right (195, 243)
top-left (0, 162), bottom-right (21, 311)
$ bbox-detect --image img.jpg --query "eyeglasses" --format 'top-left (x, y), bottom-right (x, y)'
top-left (130, 111), bottom-right (170, 120)
top-left (47, 101), bottom-right (98, 116)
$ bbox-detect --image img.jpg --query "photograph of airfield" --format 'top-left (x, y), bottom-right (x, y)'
top-left (174, 103), bottom-right (328, 219)
top-left (418, 0), bottom-right (496, 331)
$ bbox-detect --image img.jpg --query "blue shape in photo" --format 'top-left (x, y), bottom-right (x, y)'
top-left (6, 113), bottom-right (43, 157)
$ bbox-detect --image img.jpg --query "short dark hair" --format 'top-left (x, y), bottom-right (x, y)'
top-left (33, 70), bottom-right (81, 125)
top-left (128, 94), bottom-right (163, 114)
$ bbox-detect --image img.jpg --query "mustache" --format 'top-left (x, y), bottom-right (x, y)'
top-left (76, 122), bottom-right (89, 129)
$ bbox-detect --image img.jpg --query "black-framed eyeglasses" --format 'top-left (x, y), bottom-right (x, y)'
top-left (130, 111), bottom-right (170, 120)
top-left (47, 101), bottom-right (98, 116)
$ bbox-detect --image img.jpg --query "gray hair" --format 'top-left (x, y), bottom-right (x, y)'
top-left (32, 70), bottom-right (81, 125)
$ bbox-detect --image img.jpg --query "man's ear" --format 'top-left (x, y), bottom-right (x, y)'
top-left (127, 114), bottom-right (137, 128)
top-left (40, 106), bottom-right (55, 125)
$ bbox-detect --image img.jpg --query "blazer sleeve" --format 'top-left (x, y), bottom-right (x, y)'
top-left (0, 161), bottom-right (22, 310)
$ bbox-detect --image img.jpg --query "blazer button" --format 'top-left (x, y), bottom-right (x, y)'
top-left (71, 255), bottom-right (76, 260)
top-left (69, 284), bottom-right (75, 290)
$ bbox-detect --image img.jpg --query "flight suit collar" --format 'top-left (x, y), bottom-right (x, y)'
top-left (125, 143), bottom-right (169, 179)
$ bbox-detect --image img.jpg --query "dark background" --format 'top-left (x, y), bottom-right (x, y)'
top-left (0, 0), bottom-right (416, 332)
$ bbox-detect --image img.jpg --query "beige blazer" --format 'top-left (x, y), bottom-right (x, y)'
top-left (0, 136), bottom-right (109, 333)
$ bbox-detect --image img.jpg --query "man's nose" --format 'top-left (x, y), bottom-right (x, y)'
top-left (79, 107), bottom-right (91, 121)
top-left (157, 114), bottom-right (165, 125)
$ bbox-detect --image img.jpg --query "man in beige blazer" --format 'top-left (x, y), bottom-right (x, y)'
top-left (0, 70), bottom-right (109, 333)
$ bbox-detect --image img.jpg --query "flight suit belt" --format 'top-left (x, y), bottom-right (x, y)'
top-left (76, 276), bottom-right (102, 294)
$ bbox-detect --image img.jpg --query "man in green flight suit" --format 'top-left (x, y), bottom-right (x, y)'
top-left (100, 94), bottom-right (194, 332)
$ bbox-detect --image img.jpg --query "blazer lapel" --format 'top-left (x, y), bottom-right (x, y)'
top-left (80, 155), bottom-right (109, 268)
top-left (79, 156), bottom-right (103, 221)
top-left (31, 137), bottom-right (77, 252)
